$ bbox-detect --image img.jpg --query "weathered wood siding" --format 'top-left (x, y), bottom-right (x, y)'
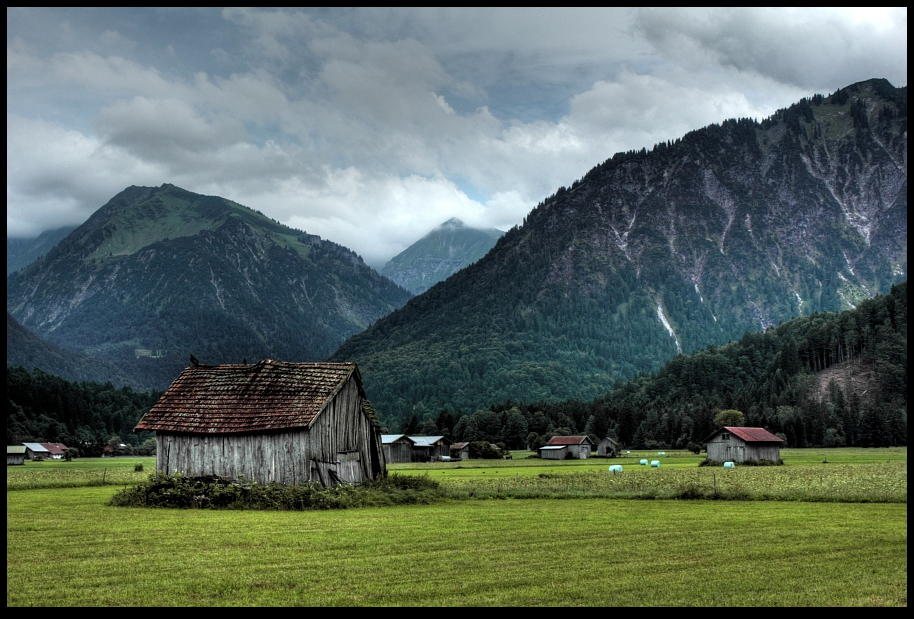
top-left (307, 375), bottom-right (384, 484)
top-left (706, 434), bottom-right (780, 462)
top-left (597, 438), bottom-right (619, 457)
top-left (572, 444), bottom-right (590, 459)
top-left (156, 429), bottom-right (311, 485)
top-left (384, 441), bottom-right (413, 464)
top-left (156, 375), bottom-right (385, 486)
top-left (540, 446), bottom-right (567, 459)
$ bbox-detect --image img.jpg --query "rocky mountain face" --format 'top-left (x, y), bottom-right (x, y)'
top-left (331, 79), bottom-right (907, 425)
top-left (381, 218), bottom-right (504, 294)
top-left (7, 184), bottom-right (412, 390)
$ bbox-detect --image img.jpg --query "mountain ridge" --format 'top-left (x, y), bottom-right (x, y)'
top-left (7, 184), bottom-right (412, 390)
top-left (330, 78), bottom-right (906, 425)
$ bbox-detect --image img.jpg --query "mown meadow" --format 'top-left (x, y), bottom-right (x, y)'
top-left (7, 448), bottom-right (908, 606)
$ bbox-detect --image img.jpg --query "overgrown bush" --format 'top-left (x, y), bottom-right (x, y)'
top-left (108, 472), bottom-right (443, 510)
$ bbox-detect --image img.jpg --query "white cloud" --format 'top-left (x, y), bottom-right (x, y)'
top-left (6, 7), bottom-right (907, 266)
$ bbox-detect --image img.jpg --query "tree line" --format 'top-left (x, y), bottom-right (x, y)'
top-left (6, 367), bottom-right (160, 456)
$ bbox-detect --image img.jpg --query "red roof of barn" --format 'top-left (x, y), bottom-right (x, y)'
top-left (39, 443), bottom-right (68, 455)
top-left (704, 426), bottom-right (784, 444)
top-left (546, 436), bottom-right (594, 446)
top-left (135, 360), bottom-right (362, 434)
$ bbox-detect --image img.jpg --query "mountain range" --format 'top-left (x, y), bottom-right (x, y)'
top-left (330, 78), bottom-right (906, 425)
top-left (6, 79), bottom-right (907, 432)
top-left (6, 184), bottom-right (412, 390)
top-left (381, 218), bottom-right (503, 295)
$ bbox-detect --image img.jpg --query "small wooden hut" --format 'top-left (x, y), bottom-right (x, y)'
top-left (451, 442), bottom-right (470, 460)
top-left (408, 436), bottom-right (453, 462)
top-left (8, 446), bottom-right (26, 466)
top-left (538, 445), bottom-right (569, 460)
top-left (541, 436), bottom-right (594, 459)
top-left (135, 360), bottom-right (386, 487)
top-left (702, 426), bottom-right (784, 463)
top-left (381, 434), bottom-right (416, 463)
top-left (597, 436), bottom-right (620, 457)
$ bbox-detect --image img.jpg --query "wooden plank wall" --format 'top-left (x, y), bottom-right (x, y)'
top-left (156, 429), bottom-right (311, 485)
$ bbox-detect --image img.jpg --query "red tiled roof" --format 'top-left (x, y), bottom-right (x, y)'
top-left (725, 427), bottom-right (784, 443)
top-left (135, 360), bottom-right (361, 434)
top-left (546, 436), bottom-right (593, 446)
top-left (709, 426), bottom-right (784, 443)
top-left (39, 443), bottom-right (68, 455)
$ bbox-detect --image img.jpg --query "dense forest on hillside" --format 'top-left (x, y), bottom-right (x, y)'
top-left (6, 367), bottom-right (160, 454)
top-left (401, 282), bottom-right (907, 450)
top-left (7, 283), bottom-right (906, 454)
top-left (332, 79), bottom-right (907, 422)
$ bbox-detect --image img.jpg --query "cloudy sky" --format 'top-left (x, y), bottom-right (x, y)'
top-left (7, 7), bottom-right (907, 267)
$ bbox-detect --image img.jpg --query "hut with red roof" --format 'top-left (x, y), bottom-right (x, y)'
top-left (135, 360), bottom-right (385, 487)
top-left (702, 426), bottom-right (784, 463)
top-left (539, 435), bottom-right (595, 459)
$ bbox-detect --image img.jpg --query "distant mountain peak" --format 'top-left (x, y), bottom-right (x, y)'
top-left (439, 217), bottom-right (465, 228)
top-left (381, 218), bottom-right (505, 294)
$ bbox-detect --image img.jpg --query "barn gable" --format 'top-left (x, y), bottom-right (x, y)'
top-left (135, 360), bottom-right (386, 486)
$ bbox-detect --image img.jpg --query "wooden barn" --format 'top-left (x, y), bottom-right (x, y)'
top-left (381, 435), bottom-right (416, 463)
top-left (538, 444), bottom-right (569, 460)
top-left (597, 436), bottom-right (620, 457)
top-left (134, 360), bottom-right (386, 487)
top-left (703, 426), bottom-right (784, 463)
top-left (408, 436), bottom-right (453, 462)
top-left (451, 442), bottom-right (470, 460)
top-left (540, 436), bottom-right (595, 459)
top-left (8, 445), bottom-right (26, 466)
top-left (381, 435), bottom-right (453, 462)
top-left (22, 443), bottom-right (50, 460)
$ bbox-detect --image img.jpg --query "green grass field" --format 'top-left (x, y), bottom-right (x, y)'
top-left (7, 448), bottom-right (908, 606)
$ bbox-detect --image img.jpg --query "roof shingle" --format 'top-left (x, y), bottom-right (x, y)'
top-left (135, 360), bottom-right (360, 434)
top-left (724, 427), bottom-right (784, 443)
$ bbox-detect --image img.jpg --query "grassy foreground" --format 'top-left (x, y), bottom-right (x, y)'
top-left (7, 486), bottom-right (907, 606)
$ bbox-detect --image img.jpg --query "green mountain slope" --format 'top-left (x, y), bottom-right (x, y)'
top-left (7, 184), bottom-right (413, 390)
top-left (381, 218), bottom-right (504, 294)
top-left (331, 79), bottom-right (907, 426)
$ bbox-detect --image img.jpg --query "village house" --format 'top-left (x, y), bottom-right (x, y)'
top-left (40, 443), bottom-right (69, 459)
top-left (702, 426), bottom-right (784, 463)
top-left (134, 359), bottom-right (386, 487)
top-left (539, 436), bottom-right (595, 459)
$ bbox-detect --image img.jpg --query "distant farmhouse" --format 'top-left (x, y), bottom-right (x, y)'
top-left (18, 443), bottom-right (69, 461)
top-left (135, 360), bottom-right (386, 487)
top-left (539, 436), bottom-right (595, 460)
top-left (22, 443), bottom-right (50, 460)
top-left (382, 435), bottom-right (453, 463)
top-left (703, 426), bottom-right (784, 463)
